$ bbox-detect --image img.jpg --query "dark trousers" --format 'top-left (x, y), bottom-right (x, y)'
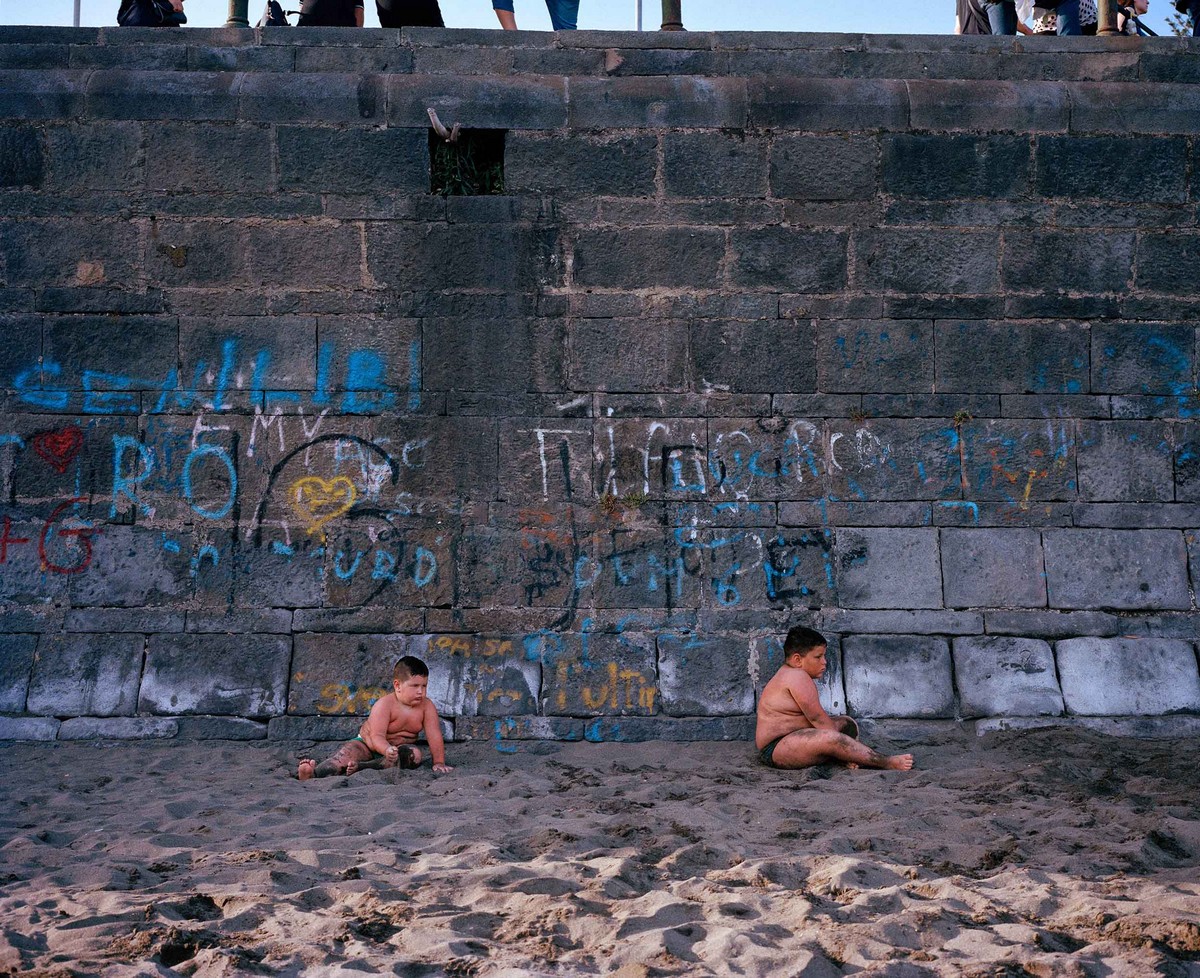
top-left (377, 0), bottom-right (443, 26)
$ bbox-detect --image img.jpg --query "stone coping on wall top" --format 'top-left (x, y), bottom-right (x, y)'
top-left (3, 714), bottom-right (1199, 742)
top-left (0, 23), bottom-right (1196, 55)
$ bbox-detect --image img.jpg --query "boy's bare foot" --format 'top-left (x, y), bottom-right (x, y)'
top-left (399, 746), bottom-right (422, 769)
top-left (886, 754), bottom-right (914, 771)
top-left (297, 759), bottom-right (316, 781)
top-left (345, 759), bottom-right (359, 776)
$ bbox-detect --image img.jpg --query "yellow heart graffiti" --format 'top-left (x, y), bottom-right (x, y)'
top-left (288, 476), bottom-right (357, 539)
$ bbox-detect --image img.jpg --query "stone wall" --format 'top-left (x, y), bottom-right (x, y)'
top-left (3, 25), bottom-right (1200, 744)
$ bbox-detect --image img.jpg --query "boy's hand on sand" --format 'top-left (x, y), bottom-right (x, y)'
top-left (385, 745), bottom-right (399, 762)
top-left (433, 763), bottom-right (454, 774)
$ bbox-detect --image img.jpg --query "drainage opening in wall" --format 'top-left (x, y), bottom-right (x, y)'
top-left (429, 129), bottom-right (505, 196)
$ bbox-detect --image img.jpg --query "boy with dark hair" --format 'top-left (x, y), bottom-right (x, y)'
top-left (297, 655), bottom-right (452, 780)
top-left (756, 626), bottom-right (914, 772)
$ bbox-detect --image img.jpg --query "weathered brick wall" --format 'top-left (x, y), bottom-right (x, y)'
top-left (3, 26), bottom-right (1200, 743)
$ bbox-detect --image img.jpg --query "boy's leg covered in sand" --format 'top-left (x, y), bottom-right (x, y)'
top-left (769, 726), bottom-right (913, 771)
top-left (297, 739), bottom-right (422, 781)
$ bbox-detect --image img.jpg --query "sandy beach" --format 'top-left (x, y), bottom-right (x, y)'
top-left (1, 725), bottom-right (1198, 977)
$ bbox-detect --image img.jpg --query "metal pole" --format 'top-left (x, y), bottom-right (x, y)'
top-left (74, 0), bottom-right (81, 27)
top-left (226, 0), bottom-right (250, 27)
top-left (660, 0), bottom-right (683, 30)
top-left (636, 0), bottom-right (643, 30)
top-left (1096, 0), bottom-right (1120, 33)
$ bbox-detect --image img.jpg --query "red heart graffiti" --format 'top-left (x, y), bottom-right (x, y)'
top-left (32, 426), bottom-right (84, 474)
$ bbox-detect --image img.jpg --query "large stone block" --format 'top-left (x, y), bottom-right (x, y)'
top-left (0, 716), bottom-right (60, 741)
top-left (907, 79), bottom-right (1068, 132)
top-left (959, 419), bottom-right (1077, 502)
top-left (568, 76), bottom-right (747, 129)
top-left (729, 228), bottom-right (848, 292)
top-left (497, 419), bottom-right (594, 505)
top-left (1044, 529), bottom-right (1190, 610)
top-left (140, 634), bottom-right (290, 716)
top-left (842, 635), bottom-right (955, 718)
top-left (368, 223), bottom-right (557, 292)
top-left (770, 134), bottom-right (877, 201)
top-left (1056, 637), bottom-right (1200, 715)
top-left (87, 69), bottom-right (237, 120)
top-left (0, 68), bottom-right (88, 119)
top-left (934, 320), bottom-right (1090, 394)
top-left (584, 715), bottom-right (754, 742)
top-left (175, 716), bottom-right (268, 740)
top-left (27, 633), bottom-right (144, 717)
top-left (705, 419), bottom-right (824, 502)
top-left (1003, 231), bottom-right (1135, 295)
top-left (941, 528), bottom-right (1046, 609)
top-left (389, 74), bottom-right (567, 130)
top-left (425, 317), bottom-right (565, 393)
top-left (748, 77), bottom-right (907, 130)
top-left (821, 609), bottom-right (982, 636)
top-left (568, 318), bottom-right (687, 393)
top-left (853, 229), bottom-right (999, 295)
top-left (289, 632), bottom-right (410, 716)
top-left (664, 131), bottom-right (767, 198)
top-left (816, 319), bottom-right (933, 393)
top-left (0, 634), bottom-right (36, 711)
top-left (657, 634), bottom-right (753, 717)
top-left (952, 636), bottom-right (1063, 717)
top-left (0, 124), bottom-right (43, 188)
top-left (883, 134), bottom-right (1029, 199)
top-left (835, 528), bottom-right (943, 610)
top-left (1033, 135), bottom-right (1187, 201)
top-left (505, 132), bottom-right (657, 196)
top-left (1091, 322), bottom-right (1195, 395)
top-left (824, 418), bottom-right (961, 503)
top-left (1136, 234), bottom-right (1200, 298)
top-left (146, 122), bottom-right (271, 193)
top-left (278, 126), bottom-right (427, 194)
top-left (1076, 421), bottom-right (1174, 503)
top-left (59, 717), bottom-right (178, 740)
top-left (538, 631), bottom-right (658, 717)
top-left (239, 71), bottom-right (384, 123)
top-left (413, 634), bottom-right (541, 718)
top-left (574, 227), bottom-right (724, 289)
top-left (455, 715), bottom-right (584, 743)
top-left (68, 525), bottom-right (191, 608)
top-left (0, 218), bottom-right (139, 288)
top-left (696, 324), bottom-right (816, 396)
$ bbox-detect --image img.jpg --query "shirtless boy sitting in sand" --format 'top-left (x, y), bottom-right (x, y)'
top-left (298, 655), bottom-right (453, 780)
top-left (756, 625), bottom-right (914, 771)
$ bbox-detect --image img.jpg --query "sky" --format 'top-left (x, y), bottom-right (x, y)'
top-left (0, 0), bottom-right (1184, 38)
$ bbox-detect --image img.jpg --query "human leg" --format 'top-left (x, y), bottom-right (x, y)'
top-left (767, 728), bottom-right (914, 771)
top-left (297, 738), bottom-right (373, 780)
top-left (1190, 0), bottom-right (1200, 35)
top-left (1056, 0), bottom-right (1083, 33)
top-left (981, 0), bottom-right (1017, 33)
top-left (545, 0), bottom-right (579, 29)
top-left (493, 0), bottom-right (517, 28)
top-left (376, 0), bottom-right (444, 27)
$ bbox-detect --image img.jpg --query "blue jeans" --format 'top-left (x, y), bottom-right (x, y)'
top-left (492, 0), bottom-right (579, 29)
top-left (1191, 0), bottom-right (1200, 35)
top-left (981, 0), bottom-right (1016, 33)
top-left (1055, 0), bottom-right (1082, 34)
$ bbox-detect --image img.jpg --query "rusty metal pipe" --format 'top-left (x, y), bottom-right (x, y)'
top-left (1096, 0), bottom-right (1120, 34)
top-left (661, 0), bottom-right (683, 31)
top-left (226, 0), bottom-right (250, 27)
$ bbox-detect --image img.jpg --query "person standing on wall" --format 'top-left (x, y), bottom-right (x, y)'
top-left (981, 0), bottom-right (1077, 31)
top-left (1174, 0), bottom-right (1200, 35)
top-left (492, 0), bottom-right (579, 30)
top-left (377, 0), bottom-right (444, 26)
top-left (117, 0), bottom-right (185, 26)
top-left (956, 0), bottom-right (992, 32)
top-left (297, 0), bottom-right (364, 26)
